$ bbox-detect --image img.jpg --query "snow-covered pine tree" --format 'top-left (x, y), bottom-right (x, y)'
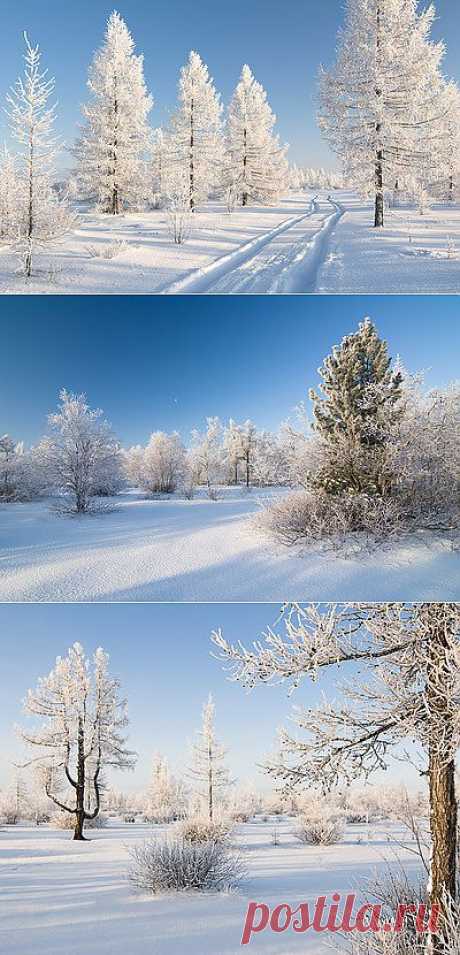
top-left (36, 389), bottom-right (122, 512)
top-left (318, 0), bottom-right (446, 226)
top-left (226, 65), bottom-right (288, 206)
top-left (75, 11), bottom-right (153, 213)
top-left (214, 603), bottom-right (460, 955)
top-left (188, 694), bottom-right (231, 822)
top-left (6, 34), bottom-right (75, 276)
top-left (308, 318), bottom-right (404, 494)
top-left (19, 643), bottom-right (136, 840)
top-left (166, 51), bottom-right (223, 211)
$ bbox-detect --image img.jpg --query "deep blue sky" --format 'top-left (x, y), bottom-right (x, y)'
top-left (0, 0), bottom-right (459, 167)
top-left (3, 296), bottom-right (460, 447)
top-left (0, 603), bottom-right (421, 792)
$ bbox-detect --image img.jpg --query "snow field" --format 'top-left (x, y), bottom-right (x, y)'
top-left (0, 488), bottom-right (458, 602)
top-left (0, 819), bottom-right (421, 955)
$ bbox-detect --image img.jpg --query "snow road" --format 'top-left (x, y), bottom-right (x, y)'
top-left (0, 489), bottom-right (458, 602)
top-left (162, 197), bottom-right (344, 293)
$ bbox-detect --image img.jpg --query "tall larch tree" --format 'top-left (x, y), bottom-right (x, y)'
top-left (75, 11), bottom-right (153, 214)
top-left (226, 65), bottom-right (288, 206)
top-left (213, 602), bottom-right (460, 955)
top-left (166, 51), bottom-right (223, 211)
top-left (318, 0), bottom-right (446, 226)
top-left (19, 643), bottom-right (136, 840)
top-left (188, 694), bottom-right (231, 821)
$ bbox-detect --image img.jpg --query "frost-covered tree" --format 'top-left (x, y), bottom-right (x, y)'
top-left (144, 754), bottom-right (187, 823)
top-left (434, 81), bottom-right (460, 202)
top-left (19, 643), bottom-right (135, 840)
top-left (319, 0), bottom-right (446, 226)
top-left (151, 127), bottom-right (167, 207)
top-left (223, 419), bottom-right (257, 486)
top-left (6, 33), bottom-right (75, 275)
top-left (308, 318), bottom-right (404, 494)
top-left (75, 11), bottom-right (153, 213)
top-left (188, 695), bottom-right (231, 822)
top-left (213, 602), bottom-right (460, 954)
top-left (189, 417), bottom-right (222, 491)
top-left (226, 65), bottom-right (288, 206)
top-left (0, 148), bottom-right (20, 240)
top-left (142, 431), bottom-right (186, 494)
top-left (36, 389), bottom-right (122, 512)
top-left (166, 51), bottom-right (223, 211)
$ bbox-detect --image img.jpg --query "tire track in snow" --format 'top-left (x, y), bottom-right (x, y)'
top-left (160, 197), bottom-right (344, 293)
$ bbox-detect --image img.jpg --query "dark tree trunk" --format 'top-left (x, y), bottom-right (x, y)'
top-left (73, 717), bottom-right (87, 840)
top-left (234, 460), bottom-right (238, 485)
top-left (374, 5), bottom-right (384, 228)
top-left (190, 96), bottom-right (195, 212)
top-left (208, 742), bottom-right (213, 822)
top-left (242, 126), bottom-right (248, 206)
top-left (245, 451), bottom-right (250, 488)
top-left (427, 608), bottom-right (458, 953)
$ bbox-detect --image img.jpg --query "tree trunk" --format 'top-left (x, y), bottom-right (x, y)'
top-left (26, 132), bottom-right (34, 277)
top-left (74, 717), bottom-right (87, 840)
top-left (208, 742), bottom-right (213, 822)
top-left (374, 5), bottom-right (384, 228)
top-left (190, 97), bottom-right (195, 212)
top-left (242, 126), bottom-right (248, 206)
top-left (427, 608), bottom-right (458, 953)
top-left (234, 460), bottom-right (238, 485)
top-left (245, 451), bottom-right (250, 488)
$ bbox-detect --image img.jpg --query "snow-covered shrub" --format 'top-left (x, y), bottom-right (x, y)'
top-left (176, 816), bottom-right (231, 845)
top-left (166, 194), bottom-right (192, 245)
top-left (257, 487), bottom-right (402, 551)
top-left (51, 811), bottom-right (75, 830)
top-left (294, 808), bottom-right (345, 846)
top-left (140, 432), bottom-right (186, 494)
top-left (86, 240), bottom-right (128, 259)
top-left (129, 837), bottom-right (244, 893)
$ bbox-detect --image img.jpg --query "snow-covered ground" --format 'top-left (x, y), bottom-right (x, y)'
top-left (0, 819), bottom-right (421, 955)
top-left (0, 488), bottom-right (458, 602)
top-left (1, 190), bottom-right (459, 294)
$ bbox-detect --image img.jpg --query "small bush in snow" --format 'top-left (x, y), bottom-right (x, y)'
top-left (85, 812), bottom-right (108, 829)
top-left (166, 195), bottom-right (192, 245)
top-left (176, 816), bottom-right (231, 845)
top-left (86, 239), bottom-right (128, 259)
top-left (129, 837), bottom-right (244, 893)
top-left (294, 809), bottom-right (345, 846)
top-left (51, 811), bottom-right (75, 830)
top-left (231, 810), bottom-right (251, 823)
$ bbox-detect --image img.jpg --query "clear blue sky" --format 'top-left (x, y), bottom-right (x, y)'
top-left (0, 602), bottom-right (420, 793)
top-left (0, 0), bottom-right (459, 167)
top-left (3, 295), bottom-right (459, 447)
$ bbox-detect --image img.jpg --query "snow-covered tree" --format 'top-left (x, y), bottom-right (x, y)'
top-left (6, 33), bottom-right (75, 275)
top-left (36, 389), bottom-right (122, 512)
top-left (223, 419), bottom-right (257, 486)
top-left (318, 0), bottom-right (446, 226)
top-left (225, 65), bottom-right (288, 206)
top-left (213, 602), bottom-right (460, 954)
top-left (142, 431), bottom-right (186, 494)
top-left (0, 147), bottom-right (20, 240)
top-left (189, 417), bottom-right (222, 491)
top-left (188, 695), bottom-right (231, 822)
top-left (434, 81), bottom-right (460, 202)
top-left (74, 11), bottom-right (153, 213)
top-left (151, 127), bottom-right (167, 207)
top-left (143, 754), bottom-right (187, 823)
top-left (19, 643), bottom-right (135, 840)
top-left (166, 51), bottom-right (223, 211)
top-left (308, 318), bottom-right (404, 494)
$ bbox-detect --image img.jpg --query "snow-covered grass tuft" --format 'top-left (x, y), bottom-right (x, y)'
top-left (86, 239), bottom-right (129, 259)
top-left (129, 836), bottom-right (245, 894)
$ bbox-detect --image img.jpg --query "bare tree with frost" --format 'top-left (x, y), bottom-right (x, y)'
top-left (6, 33), bottom-right (75, 275)
top-left (0, 148), bottom-right (20, 240)
top-left (213, 602), bottom-right (460, 953)
top-left (189, 417), bottom-right (223, 492)
top-left (75, 11), bottom-right (153, 213)
top-left (166, 51), bottom-right (223, 211)
top-left (318, 0), bottom-right (446, 226)
top-left (188, 694), bottom-right (231, 822)
top-left (19, 642), bottom-right (135, 840)
top-left (35, 389), bottom-right (122, 513)
top-left (226, 65), bottom-right (288, 206)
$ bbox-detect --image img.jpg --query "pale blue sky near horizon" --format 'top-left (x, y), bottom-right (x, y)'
top-left (0, 602), bottom-right (422, 793)
top-left (0, 0), bottom-right (459, 168)
top-left (2, 295), bottom-right (460, 447)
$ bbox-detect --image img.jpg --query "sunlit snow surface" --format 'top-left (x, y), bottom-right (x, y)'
top-left (0, 191), bottom-right (459, 294)
top-left (0, 819), bottom-right (422, 955)
top-left (0, 488), bottom-right (457, 602)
